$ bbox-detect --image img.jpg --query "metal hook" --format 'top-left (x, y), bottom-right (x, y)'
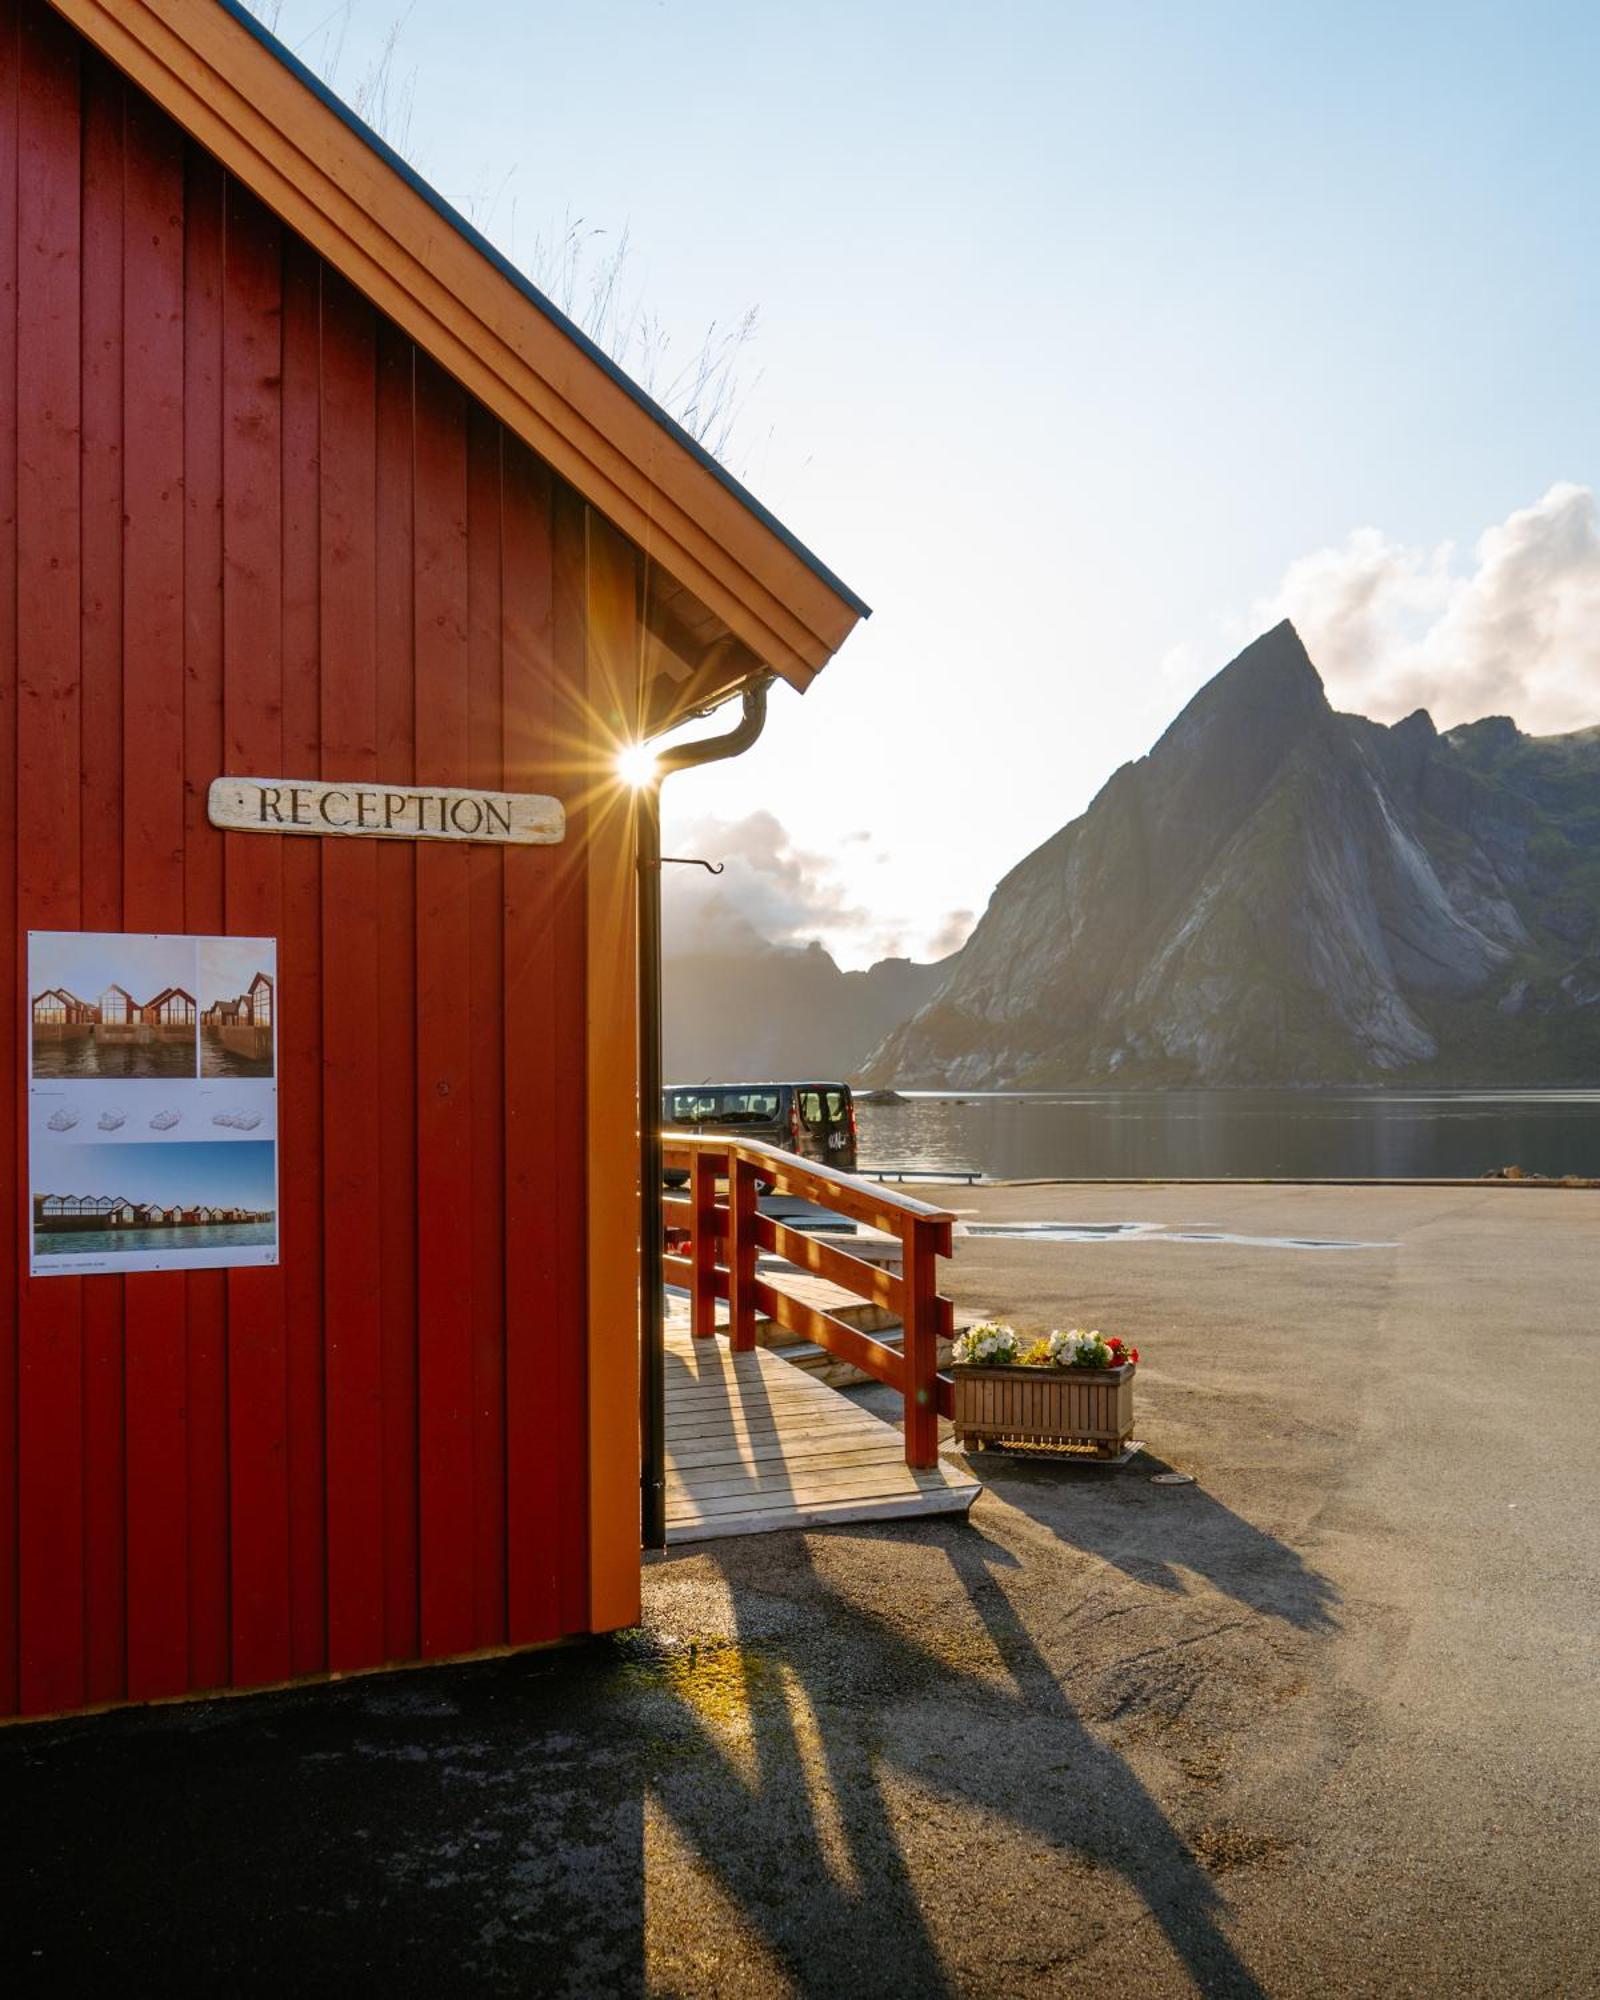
top-left (661, 856), bottom-right (726, 875)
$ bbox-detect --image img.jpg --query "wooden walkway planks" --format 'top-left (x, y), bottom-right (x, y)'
top-left (663, 1304), bottom-right (980, 1545)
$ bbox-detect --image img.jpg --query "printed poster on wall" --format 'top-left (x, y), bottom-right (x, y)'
top-left (27, 932), bottom-right (279, 1277)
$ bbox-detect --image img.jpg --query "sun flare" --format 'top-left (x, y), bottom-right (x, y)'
top-left (616, 741), bottom-right (660, 788)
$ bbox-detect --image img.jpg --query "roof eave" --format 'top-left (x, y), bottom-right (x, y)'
top-left (47, 0), bottom-right (869, 691)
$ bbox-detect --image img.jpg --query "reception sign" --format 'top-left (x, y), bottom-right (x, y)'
top-left (208, 776), bottom-right (565, 845)
top-left (27, 932), bottom-right (279, 1277)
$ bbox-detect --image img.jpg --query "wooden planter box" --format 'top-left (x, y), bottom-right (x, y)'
top-left (951, 1362), bottom-right (1135, 1458)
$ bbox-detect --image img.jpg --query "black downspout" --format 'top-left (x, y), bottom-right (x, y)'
top-left (638, 674), bottom-right (773, 1551)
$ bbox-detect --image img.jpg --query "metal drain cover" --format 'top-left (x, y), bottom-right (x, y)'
top-left (1150, 1471), bottom-right (1196, 1485)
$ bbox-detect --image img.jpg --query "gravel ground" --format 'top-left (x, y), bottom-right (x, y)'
top-left (1, 1183), bottom-right (1595, 1997)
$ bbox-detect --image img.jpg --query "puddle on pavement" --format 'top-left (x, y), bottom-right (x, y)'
top-left (964, 1222), bottom-right (1143, 1239)
top-left (961, 1222), bottom-right (1395, 1251)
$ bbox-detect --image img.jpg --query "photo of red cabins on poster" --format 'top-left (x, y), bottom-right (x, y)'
top-left (30, 933), bottom-right (276, 1080)
top-left (198, 938), bottom-right (276, 1078)
top-left (30, 1142), bottom-right (277, 1270)
top-left (28, 933), bottom-right (279, 1276)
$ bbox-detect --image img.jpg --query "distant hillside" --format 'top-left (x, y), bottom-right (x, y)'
top-left (664, 938), bottom-right (945, 1083)
top-left (864, 621), bottom-right (1600, 1087)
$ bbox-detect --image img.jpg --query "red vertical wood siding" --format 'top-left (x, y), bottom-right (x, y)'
top-left (77, 55), bottom-right (125, 1707)
top-left (550, 487), bottom-right (594, 1639)
top-left (502, 451), bottom-right (562, 1646)
top-left (280, 232), bottom-right (327, 1680)
top-left (374, 321), bottom-right (420, 1666)
top-left (0, 0), bottom-right (22, 1718)
top-left (221, 181), bottom-right (292, 1694)
top-left (120, 86), bottom-right (189, 1705)
top-left (319, 269), bottom-right (383, 1673)
top-left (180, 149), bottom-right (231, 1696)
top-left (413, 357), bottom-right (477, 1663)
top-left (16, 1), bottom-right (86, 1719)
top-left (0, 2), bottom-right (609, 1717)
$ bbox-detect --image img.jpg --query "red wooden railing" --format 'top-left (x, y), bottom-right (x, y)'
top-left (661, 1133), bottom-right (957, 1468)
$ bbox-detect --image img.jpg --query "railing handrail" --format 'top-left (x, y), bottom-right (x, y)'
top-left (662, 1128), bottom-right (957, 1238)
top-left (661, 1133), bottom-right (955, 1469)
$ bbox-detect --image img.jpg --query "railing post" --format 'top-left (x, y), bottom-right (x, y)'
top-left (901, 1213), bottom-right (948, 1468)
top-left (727, 1150), bottom-right (760, 1352)
top-left (689, 1148), bottom-right (717, 1339)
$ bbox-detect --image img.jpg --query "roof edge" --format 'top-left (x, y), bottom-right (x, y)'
top-left (47, 0), bottom-right (869, 688)
top-left (210, 0), bottom-right (869, 625)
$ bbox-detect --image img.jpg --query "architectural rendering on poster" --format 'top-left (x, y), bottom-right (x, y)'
top-left (27, 934), bottom-right (280, 1278)
top-left (199, 943), bottom-right (277, 1077)
top-left (29, 942), bottom-right (201, 1078)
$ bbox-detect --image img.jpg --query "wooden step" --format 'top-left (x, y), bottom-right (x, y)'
top-left (663, 1304), bottom-right (981, 1545)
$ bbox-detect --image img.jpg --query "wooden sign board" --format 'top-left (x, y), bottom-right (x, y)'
top-left (209, 777), bottom-right (565, 846)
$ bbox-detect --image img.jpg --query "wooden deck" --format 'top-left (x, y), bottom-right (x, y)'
top-left (664, 1302), bottom-right (981, 1544)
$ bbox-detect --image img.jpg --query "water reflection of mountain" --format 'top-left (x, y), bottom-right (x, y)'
top-left (857, 1089), bottom-right (1600, 1182)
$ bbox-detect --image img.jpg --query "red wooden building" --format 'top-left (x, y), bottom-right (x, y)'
top-left (0, 0), bottom-right (864, 1719)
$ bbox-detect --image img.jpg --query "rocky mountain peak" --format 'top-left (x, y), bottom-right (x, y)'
top-left (1155, 620), bottom-right (1326, 751)
top-left (863, 627), bottom-right (1600, 1089)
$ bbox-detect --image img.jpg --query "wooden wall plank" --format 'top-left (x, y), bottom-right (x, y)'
top-left (320, 268), bottom-right (385, 1672)
top-left (15, 0), bottom-right (86, 1718)
top-left (502, 444), bottom-right (561, 1646)
top-left (221, 182), bottom-right (291, 1690)
top-left (279, 232), bottom-right (326, 1679)
top-left (0, 0), bottom-right (21, 1718)
top-left (78, 52), bottom-right (126, 1709)
top-left (583, 511), bottom-right (643, 1635)
top-left (466, 404), bottom-right (507, 1651)
top-left (374, 320), bottom-right (419, 1664)
top-left (120, 85), bottom-right (190, 1705)
top-left (550, 483), bottom-right (593, 1638)
top-left (413, 354), bottom-right (475, 1660)
top-left (180, 147), bottom-right (230, 1693)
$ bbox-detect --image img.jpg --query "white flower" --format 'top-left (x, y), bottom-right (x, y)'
top-left (953, 1320), bottom-right (1021, 1367)
top-left (1045, 1327), bottom-right (1113, 1368)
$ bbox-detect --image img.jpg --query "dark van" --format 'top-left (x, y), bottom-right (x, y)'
top-left (662, 1082), bottom-right (858, 1177)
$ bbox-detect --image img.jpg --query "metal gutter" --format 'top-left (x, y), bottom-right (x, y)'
top-left (636, 677), bottom-right (774, 1550)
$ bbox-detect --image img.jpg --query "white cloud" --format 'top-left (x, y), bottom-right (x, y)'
top-left (925, 908), bottom-right (975, 959)
top-left (1247, 483), bottom-right (1600, 735)
top-left (660, 809), bottom-right (894, 959)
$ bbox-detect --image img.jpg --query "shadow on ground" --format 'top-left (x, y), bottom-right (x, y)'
top-left (967, 1447), bottom-right (1341, 1633)
top-left (0, 1474), bottom-right (1339, 1997)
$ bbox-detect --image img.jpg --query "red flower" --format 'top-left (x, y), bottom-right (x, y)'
top-left (1129, 1348), bottom-right (1140, 1365)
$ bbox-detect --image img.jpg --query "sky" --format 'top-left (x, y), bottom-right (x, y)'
top-left (31, 933), bottom-right (198, 1006)
top-left (30, 1141), bottom-right (277, 1208)
top-left (197, 939), bottom-right (278, 1013)
top-left (256, 0), bottom-right (1600, 966)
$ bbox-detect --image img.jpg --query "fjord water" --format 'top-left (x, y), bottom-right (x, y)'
top-left (856, 1090), bottom-right (1600, 1181)
top-left (33, 1223), bottom-right (276, 1258)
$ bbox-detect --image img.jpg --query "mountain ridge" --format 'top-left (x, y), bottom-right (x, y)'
top-left (664, 937), bottom-right (946, 1082)
top-left (863, 622), bottom-right (1600, 1087)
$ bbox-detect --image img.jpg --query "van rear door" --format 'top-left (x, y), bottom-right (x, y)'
top-left (792, 1085), bottom-right (855, 1166)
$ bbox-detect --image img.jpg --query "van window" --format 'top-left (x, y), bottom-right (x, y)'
top-left (668, 1091), bottom-right (717, 1122)
top-left (720, 1090), bottom-right (779, 1119)
top-left (667, 1088), bottom-right (779, 1122)
top-left (826, 1089), bottom-right (847, 1123)
top-left (800, 1090), bottom-right (823, 1125)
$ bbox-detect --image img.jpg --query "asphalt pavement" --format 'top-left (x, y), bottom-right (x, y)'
top-left (2, 1183), bottom-right (1595, 1996)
